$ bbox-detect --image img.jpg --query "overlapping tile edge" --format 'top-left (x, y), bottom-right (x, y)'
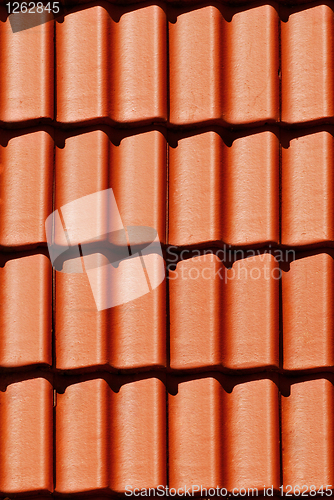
top-left (0, 0), bottom-right (334, 496)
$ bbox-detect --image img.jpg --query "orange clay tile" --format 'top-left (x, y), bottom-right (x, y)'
top-left (221, 131), bottom-right (279, 246)
top-left (0, 129), bottom-right (53, 249)
top-left (222, 376), bottom-right (280, 492)
top-left (281, 377), bottom-right (334, 490)
top-left (0, 377), bottom-right (53, 495)
top-left (169, 130), bottom-right (279, 247)
top-left (170, 252), bottom-right (279, 370)
top-left (169, 253), bottom-right (224, 370)
top-left (281, 130), bottom-right (334, 246)
top-left (222, 4), bottom-right (279, 126)
top-left (110, 129), bottom-right (167, 244)
top-left (110, 3), bottom-right (167, 125)
top-left (56, 3), bottom-right (167, 125)
top-left (0, 8), bottom-right (54, 123)
top-left (169, 375), bottom-right (279, 492)
top-left (281, 3), bottom-right (334, 125)
top-left (55, 129), bottom-right (166, 370)
top-left (282, 252), bottom-right (334, 370)
top-left (55, 378), bottom-right (110, 494)
top-left (56, 4), bottom-right (110, 124)
top-left (109, 376), bottom-right (166, 493)
top-left (56, 376), bottom-right (166, 494)
top-left (168, 376), bottom-right (223, 489)
top-left (169, 4), bottom-right (279, 127)
top-left (0, 253), bottom-right (52, 367)
top-left (221, 253), bottom-right (280, 370)
top-left (169, 4), bottom-right (223, 126)
top-left (55, 128), bottom-right (111, 370)
top-left (168, 131), bottom-right (224, 247)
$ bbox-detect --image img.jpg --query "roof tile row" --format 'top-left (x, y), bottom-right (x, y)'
top-left (0, 2), bottom-right (333, 126)
top-left (1, 250), bottom-right (333, 372)
top-left (0, 375), bottom-right (332, 495)
top-left (2, 127), bottom-right (334, 250)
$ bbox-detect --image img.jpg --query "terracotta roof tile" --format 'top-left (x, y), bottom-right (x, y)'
top-left (222, 376), bottom-right (280, 492)
top-left (56, 5), bottom-right (111, 125)
top-left (170, 252), bottom-right (279, 370)
top-left (222, 4), bottom-right (279, 126)
top-left (56, 376), bottom-right (166, 494)
top-left (282, 251), bottom-right (334, 370)
top-left (55, 378), bottom-right (110, 493)
top-left (56, 264), bottom-right (166, 370)
top-left (169, 129), bottom-right (279, 247)
top-left (169, 375), bottom-right (280, 491)
top-left (168, 375), bottom-right (223, 488)
top-left (281, 3), bottom-right (334, 125)
top-left (0, 253), bottom-right (52, 368)
top-left (0, 377), bottom-right (53, 495)
top-left (169, 4), bottom-right (223, 127)
top-left (0, 129), bottom-right (53, 250)
top-left (0, 9), bottom-right (54, 124)
top-left (281, 377), bottom-right (334, 489)
top-left (281, 129), bottom-right (334, 246)
top-left (56, 3), bottom-right (167, 125)
top-left (221, 253), bottom-right (279, 370)
top-left (169, 4), bottom-right (279, 127)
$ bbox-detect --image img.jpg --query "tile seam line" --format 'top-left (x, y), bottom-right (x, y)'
top-left (278, 373), bottom-right (283, 490)
top-left (1, 123), bottom-right (334, 145)
top-left (2, 243), bottom-right (334, 272)
top-left (51, 13), bottom-right (57, 369)
top-left (1, 367), bottom-right (334, 383)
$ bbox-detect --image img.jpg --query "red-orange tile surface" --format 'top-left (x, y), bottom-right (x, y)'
top-left (170, 253), bottom-right (279, 370)
top-left (169, 5), bottom-right (223, 126)
top-left (169, 376), bottom-right (279, 491)
top-left (168, 131), bottom-right (224, 246)
top-left (169, 4), bottom-right (279, 127)
top-left (170, 254), bottom-right (223, 370)
top-left (110, 3), bottom-right (167, 125)
top-left (2, 0), bottom-right (334, 493)
top-left (0, 10), bottom-right (54, 123)
top-left (282, 252), bottom-right (334, 370)
top-left (56, 5), bottom-right (110, 125)
top-left (222, 254), bottom-right (279, 370)
top-left (222, 4), bottom-right (279, 126)
top-left (281, 130), bottom-right (334, 246)
top-left (169, 130), bottom-right (279, 247)
top-left (0, 254), bottom-right (52, 367)
top-left (110, 129), bottom-right (167, 244)
top-left (168, 376), bottom-right (223, 489)
top-left (109, 376), bottom-right (166, 493)
top-left (221, 131), bottom-right (279, 246)
top-left (55, 129), bottom-right (166, 370)
top-left (281, 378), bottom-right (334, 489)
top-left (109, 273), bottom-right (166, 370)
top-left (281, 4), bottom-right (334, 124)
top-left (222, 377), bottom-right (280, 492)
top-left (0, 129), bottom-right (53, 249)
top-left (56, 257), bottom-right (166, 370)
top-left (0, 377), bottom-right (53, 495)
top-left (55, 129), bottom-right (109, 246)
top-left (56, 379), bottom-right (109, 494)
top-left (57, 376), bottom-right (166, 494)
top-left (57, 3), bottom-right (167, 125)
